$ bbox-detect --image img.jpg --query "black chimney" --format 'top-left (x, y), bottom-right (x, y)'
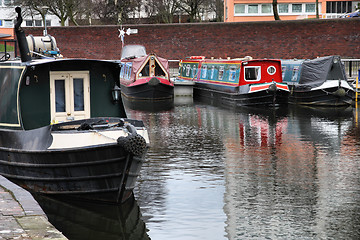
top-left (14, 7), bottom-right (31, 62)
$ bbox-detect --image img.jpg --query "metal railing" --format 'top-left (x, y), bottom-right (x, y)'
top-left (342, 59), bottom-right (360, 80)
top-left (169, 59), bottom-right (180, 79)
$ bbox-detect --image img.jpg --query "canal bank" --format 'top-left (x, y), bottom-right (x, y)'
top-left (0, 176), bottom-right (67, 240)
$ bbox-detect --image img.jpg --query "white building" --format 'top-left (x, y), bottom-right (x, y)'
top-left (0, 0), bottom-right (64, 29)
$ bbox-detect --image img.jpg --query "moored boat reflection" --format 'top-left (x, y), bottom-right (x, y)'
top-left (32, 194), bottom-right (150, 240)
top-left (122, 97), bottom-right (174, 112)
top-left (124, 103), bottom-right (359, 239)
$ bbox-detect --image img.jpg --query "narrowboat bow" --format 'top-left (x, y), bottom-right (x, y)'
top-left (0, 8), bottom-right (149, 204)
top-left (178, 56), bottom-right (289, 108)
top-left (119, 45), bottom-right (174, 102)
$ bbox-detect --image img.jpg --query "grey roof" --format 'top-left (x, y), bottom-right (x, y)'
top-left (0, 33), bottom-right (12, 39)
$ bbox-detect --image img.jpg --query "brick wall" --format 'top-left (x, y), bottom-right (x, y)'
top-left (25, 18), bottom-right (360, 61)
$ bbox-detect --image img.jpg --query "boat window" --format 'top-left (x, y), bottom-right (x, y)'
top-left (192, 65), bottom-right (197, 77)
top-left (186, 64), bottom-right (191, 76)
top-left (244, 66), bottom-right (261, 81)
top-left (229, 66), bottom-right (237, 81)
top-left (210, 66), bottom-right (216, 79)
top-left (55, 80), bottom-right (66, 112)
top-left (126, 65), bottom-right (132, 79)
top-left (73, 78), bottom-right (84, 111)
top-left (155, 62), bottom-right (166, 76)
top-left (218, 66), bottom-right (224, 80)
top-left (140, 62), bottom-right (150, 77)
top-left (201, 65), bottom-right (207, 78)
top-left (267, 66), bottom-right (276, 75)
top-left (282, 66), bottom-right (287, 80)
top-left (291, 66), bottom-right (299, 81)
top-left (120, 64), bottom-right (125, 78)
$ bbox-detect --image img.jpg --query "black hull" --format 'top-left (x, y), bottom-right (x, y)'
top-left (0, 144), bottom-right (145, 203)
top-left (0, 118), bottom-right (148, 204)
top-left (193, 85), bottom-right (289, 108)
top-left (121, 82), bottom-right (174, 101)
top-left (289, 86), bottom-right (354, 106)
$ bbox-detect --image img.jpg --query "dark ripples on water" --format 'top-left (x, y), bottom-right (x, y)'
top-left (130, 101), bottom-right (360, 240)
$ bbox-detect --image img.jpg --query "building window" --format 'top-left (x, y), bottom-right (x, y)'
top-left (305, 4), bottom-right (316, 13)
top-left (245, 66), bottom-right (261, 81)
top-left (234, 2), bottom-right (319, 16)
top-left (4, 20), bottom-right (12, 27)
top-left (261, 4), bottom-right (272, 14)
top-left (278, 4), bottom-right (289, 13)
top-left (292, 4), bottom-right (303, 13)
top-left (26, 20), bottom-right (33, 26)
top-left (35, 20), bottom-right (42, 26)
top-left (4, 0), bottom-right (11, 6)
top-left (326, 1), bottom-right (352, 13)
top-left (234, 4), bottom-right (245, 14)
top-left (248, 5), bottom-right (259, 14)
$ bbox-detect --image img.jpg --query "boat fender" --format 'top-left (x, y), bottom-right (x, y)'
top-left (124, 123), bottom-right (137, 134)
top-left (148, 77), bottom-right (160, 86)
top-left (334, 88), bottom-right (346, 97)
top-left (268, 83), bottom-right (277, 92)
top-left (117, 134), bottom-right (147, 156)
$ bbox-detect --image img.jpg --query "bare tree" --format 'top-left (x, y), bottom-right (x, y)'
top-left (19, 0), bottom-right (85, 26)
top-left (146, 0), bottom-right (179, 23)
top-left (207, 0), bottom-right (223, 22)
top-left (91, 0), bottom-right (138, 25)
top-left (178, 0), bottom-right (206, 22)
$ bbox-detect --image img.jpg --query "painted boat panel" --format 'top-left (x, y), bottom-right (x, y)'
top-left (178, 57), bottom-right (288, 107)
top-left (120, 48), bottom-right (174, 101)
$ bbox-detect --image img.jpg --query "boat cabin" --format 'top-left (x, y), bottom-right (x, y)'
top-left (0, 59), bottom-right (126, 130)
top-left (179, 57), bottom-right (282, 89)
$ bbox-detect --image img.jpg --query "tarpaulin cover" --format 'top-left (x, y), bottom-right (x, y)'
top-left (298, 55), bottom-right (346, 88)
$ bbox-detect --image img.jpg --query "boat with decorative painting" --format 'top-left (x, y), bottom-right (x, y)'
top-left (281, 56), bottom-right (355, 106)
top-left (119, 45), bottom-right (174, 104)
top-left (177, 56), bottom-right (289, 108)
top-left (0, 8), bottom-right (149, 204)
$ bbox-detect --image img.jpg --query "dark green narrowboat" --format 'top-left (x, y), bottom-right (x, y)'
top-left (0, 8), bottom-right (149, 204)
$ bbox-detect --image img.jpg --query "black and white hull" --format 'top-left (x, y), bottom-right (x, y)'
top-left (0, 118), bottom-right (149, 204)
top-left (288, 80), bottom-right (354, 106)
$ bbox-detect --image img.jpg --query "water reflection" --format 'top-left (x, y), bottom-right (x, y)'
top-left (127, 99), bottom-right (360, 239)
top-left (32, 194), bottom-right (150, 240)
top-left (122, 97), bottom-right (174, 112)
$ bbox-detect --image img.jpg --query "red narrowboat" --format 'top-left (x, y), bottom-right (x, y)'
top-left (119, 45), bottom-right (174, 103)
top-left (178, 56), bottom-right (289, 107)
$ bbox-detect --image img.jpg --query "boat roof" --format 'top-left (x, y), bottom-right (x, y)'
top-left (121, 45), bottom-right (147, 60)
top-left (1, 57), bottom-right (119, 67)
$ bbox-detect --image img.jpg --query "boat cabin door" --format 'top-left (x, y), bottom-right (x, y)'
top-left (50, 71), bottom-right (90, 124)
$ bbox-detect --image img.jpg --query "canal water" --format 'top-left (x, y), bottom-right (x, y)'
top-left (35, 97), bottom-right (360, 240)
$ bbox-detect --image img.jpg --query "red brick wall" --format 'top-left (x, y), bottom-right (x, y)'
top-left (25, 18), bottom-right (360, 61)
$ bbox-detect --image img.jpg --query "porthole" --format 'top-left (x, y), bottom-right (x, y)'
top-left (267, 66), bottom-right (276, 75)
